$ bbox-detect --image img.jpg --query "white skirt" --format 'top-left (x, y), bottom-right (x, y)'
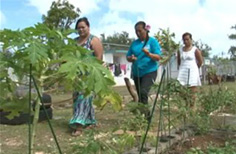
top-left (177, 65), bottom-right (201, 87)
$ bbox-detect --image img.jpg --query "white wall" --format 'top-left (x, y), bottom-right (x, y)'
top-left (103, 53), bottom-right (113, 64)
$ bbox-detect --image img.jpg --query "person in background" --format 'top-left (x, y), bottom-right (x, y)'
top-left (177, 32), bottom-right (203, 109)
top-left (69, 17), bottom-right (103, 136)
top-left (126, 21), bottom-right (162, 118)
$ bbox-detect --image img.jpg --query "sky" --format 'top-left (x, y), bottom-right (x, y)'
top-left (1, 0), bottom-right (236, 57)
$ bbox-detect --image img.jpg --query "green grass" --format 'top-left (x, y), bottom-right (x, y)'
top-left (202, 81), bottom-right (236, 91)
top-left (0, 102), bottom-right (138, 154)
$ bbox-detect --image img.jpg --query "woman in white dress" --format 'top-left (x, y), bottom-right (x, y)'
top-left (177, 32), bottom-right (203, 108)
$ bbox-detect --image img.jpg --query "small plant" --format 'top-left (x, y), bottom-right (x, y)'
top-left (71, 130), bottom-right (115, 154)
top-left (187, 140), bottom-right (236, 154)
top-left (194, 85), bottom-right (236, 133)
top-left (71, 128), bottom-right (136, 154)
top-left (122, 102), bottom-right (148, 132)
top-left (113, 133), bottom-right (136, 153)
top-left (187, 147), bottom-right (204, 154)
top-left (154, 28), bottom-right (179, 65)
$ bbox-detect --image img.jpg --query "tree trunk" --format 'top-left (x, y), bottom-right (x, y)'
top-left (30, 80), bottom-right (42, 154)
top-left (124, 77), bottom-right (138, 102)
top-left (30, 97), bottom-right (40, 153)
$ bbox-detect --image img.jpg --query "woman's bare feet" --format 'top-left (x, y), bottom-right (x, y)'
top-left (71, 127), bottom-right (83, 136)
top-left (85, 123), bottom-right (101, 130)
top-left (71, 130), bottom-right (82, 136)
top-left (85, 124), bottom-right (96, 130)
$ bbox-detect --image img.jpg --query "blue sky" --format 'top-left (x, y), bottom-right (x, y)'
top-left (1, 0), bottom-right (236, 57)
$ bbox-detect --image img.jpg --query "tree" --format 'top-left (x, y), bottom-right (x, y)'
top-left (0, 23), bottom-right (122, 154)
top-left (194, 40), bottom-right (211, 58)
top-left (228, 25), bottom-right (236, 59)
top-left (42, 0), bottom-right (80, 30)
top-left (102, 31), bottom-right (134, 50)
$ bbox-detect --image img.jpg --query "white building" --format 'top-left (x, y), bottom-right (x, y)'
top-left (103, 49), bottom-right (133, 86)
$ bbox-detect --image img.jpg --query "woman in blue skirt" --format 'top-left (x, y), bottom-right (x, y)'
top-left (69, 17), bottom-right (103, 136)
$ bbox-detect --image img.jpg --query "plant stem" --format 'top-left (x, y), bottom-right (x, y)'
top-left (30, 96), bottom-right (40, 154)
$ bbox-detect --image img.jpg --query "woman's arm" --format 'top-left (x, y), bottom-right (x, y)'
top-left (142, 38), bottom-right (161, 61)
top-left (91, 36), bottom-right (104, 60)
top-left (195, 48), bottom-right (203, 68)
top-left (142, 48), bottom-right (161, 61)
top-left (127, 55), bottom-right (137, 62)
top-left (126, 43), bottom-right (137, 62)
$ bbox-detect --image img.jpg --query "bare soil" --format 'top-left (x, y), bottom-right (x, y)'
top-left (166, 131), bottom-right (236, 154)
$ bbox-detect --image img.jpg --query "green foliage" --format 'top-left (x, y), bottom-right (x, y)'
top-left (192, 85), bottom-right (236, 133)
top-left (42, 0), bottom-right (80, 30)
top-left (154, 28), bottom-right (179, 65)
top-left (112, 133), bottom-right (136, 153)
top-left (198, 86), bottom-right (236, 114)
top-left (127, 102), bottom-right (150, 116)
top-left (192, 113), bottom-right (211, 134)
top-left (187, 147), bottom-right (205, 154)
top-left (187, 141), bottom-right (236, 154)
top-left (71, 130), bottom-right (136, 154)
top-left (207, 141), bottom-right (236, 154)
top-left (158, 78), bottom-right (236, 134)
top-left (194, 40), bottom-right (211, 58)
top-left (121, 111), bottom-right (148, 132)
top-left (0, 23), bottom-right (122, 118)
top-left (102, 31), bottom-right (134, 46)
top-left (94, 91), bottom-right (122, 111)
top-left (72, 130), bottom-right (115, 154)
top-left (0, 97), bottom-right (30, 119)
top-left (207, 65), bottom-right (217, 79)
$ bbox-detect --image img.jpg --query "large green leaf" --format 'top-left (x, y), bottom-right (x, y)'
top-left (94, 92), bottom-right (122, 111)
top-left (0, 23), bottom-right (122, 116)
top-left (0, 97), bottom-right (30, 120)
top-left (26, 41), bottom-right (48, 65)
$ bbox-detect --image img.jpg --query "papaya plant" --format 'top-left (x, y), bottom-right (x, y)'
top-left (0, 23), bottom-right (122, 153)
top-left (0, 24), bottom-right (121, 113)
top-left (154, 28), bottom-right (179, 65)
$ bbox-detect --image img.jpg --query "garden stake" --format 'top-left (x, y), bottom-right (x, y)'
top-left (139, 68), bottom-right (166, 154)
top-left (162, 110), bottom-right (179, 133)
top-left (166, 64), bottom-right (175, 143)
top-left (167, 64), bottom-right (170, 137)
top-left (32, 75), bottom-right (62, 154)
top-left (183, 68), bottom-right (190, 139)
top-left (28, 64), bottom-right (32, 154)
top-left (155, 100), bottom-right (179, 134)
top-left (155, 92), bottom-right (166, 153)
top-left (159, 72), bottom-right (169, 143)
top-left (165, 65), bottom-right (169, 138)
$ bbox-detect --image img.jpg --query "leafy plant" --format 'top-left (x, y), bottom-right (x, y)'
top-left (113, 133), bottom-right (136, 153)
top-left (71, 129), bottom-right (136, 154)
top-left (187, 140), bottom-right (236, 154)
top-left (0, 23), bottom-right (122, 115)
top-left (154, 28), bottom-right (179, 65)
top-left (0, 23), bottom-right (122, 154)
